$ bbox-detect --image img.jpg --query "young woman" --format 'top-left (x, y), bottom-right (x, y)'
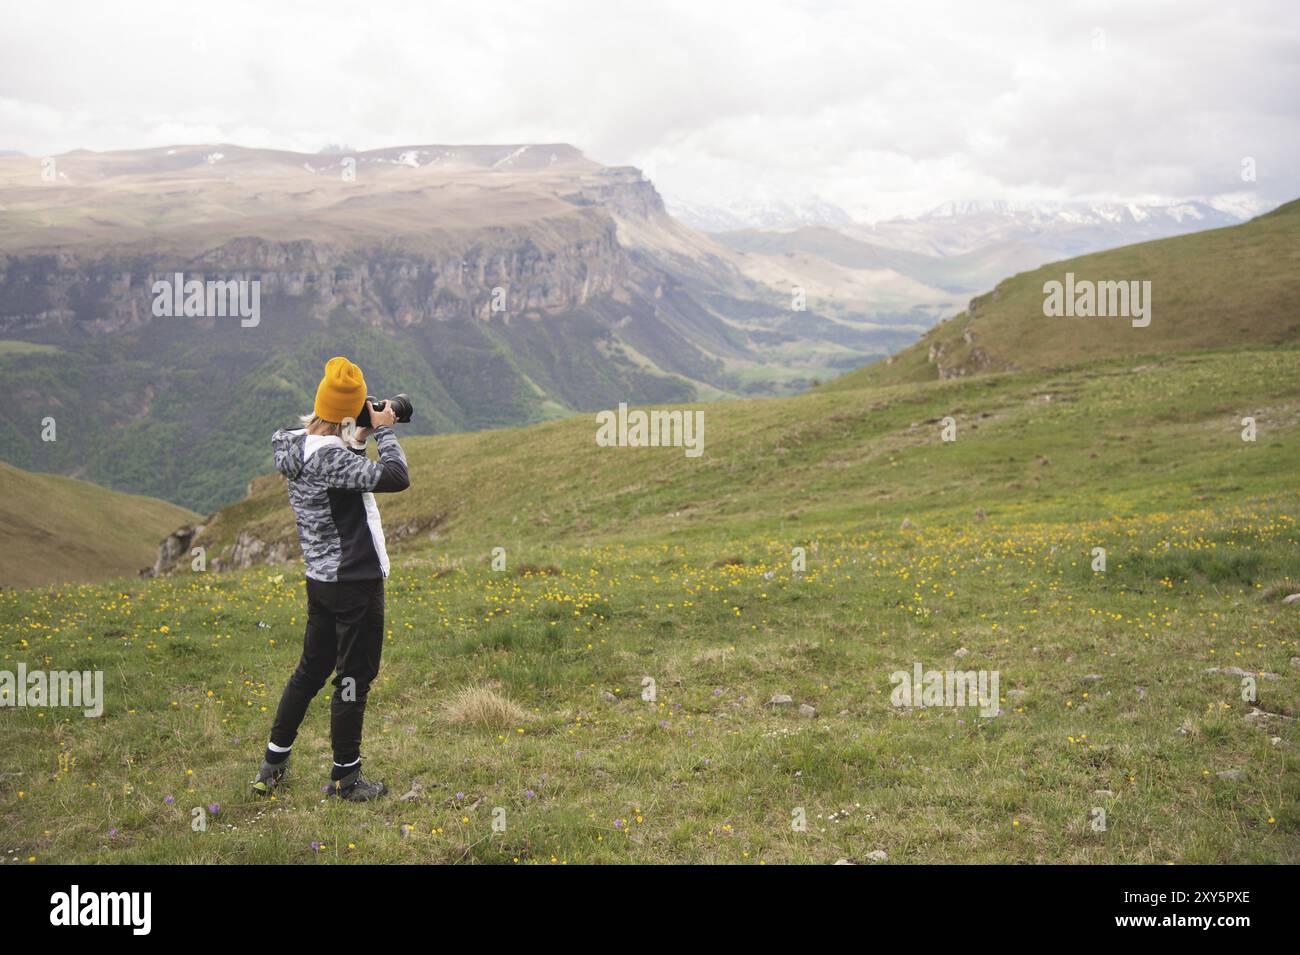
top-left (252, 356), bottom-right (410, 801)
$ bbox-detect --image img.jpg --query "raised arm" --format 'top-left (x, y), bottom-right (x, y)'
top-left (316, 426), bottom-right (410, 493)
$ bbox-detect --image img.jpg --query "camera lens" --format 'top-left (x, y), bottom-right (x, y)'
top-left (388, 394), bottom-right (413, 422)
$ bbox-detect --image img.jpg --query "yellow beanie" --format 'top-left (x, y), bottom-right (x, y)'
top-left (314, 356), bottom-right (368, 423)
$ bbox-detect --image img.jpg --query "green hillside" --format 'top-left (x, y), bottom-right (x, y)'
top-left (2, 344), bottom-right (1296, 864)
top-left (0, 461), bottom-right (198, 588)
top-left (829, 199), bottom-right (1300, 391)
top-left (4, 204), bottom-right (1300, 863)
top-left (189, 346), bottom-right (1300, 570)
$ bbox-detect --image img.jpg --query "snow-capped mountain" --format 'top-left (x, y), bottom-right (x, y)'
top-left (911, 198), bottom-right (1242, 228)
top-left (666, 195), bottom-right (854, 233)
top-left (691, 193), bottom-right (1283, 310)
top-left (846, 198), bottom-right (1267, 258)
top-left (667, 193), bottom-right (1272, 259)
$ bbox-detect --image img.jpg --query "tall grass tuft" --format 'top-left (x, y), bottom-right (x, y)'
top-left (440, 683), bottom-right (533, 729)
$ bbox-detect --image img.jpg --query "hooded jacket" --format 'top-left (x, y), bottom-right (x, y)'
top-left (272, 425), bottom-right (410, 582)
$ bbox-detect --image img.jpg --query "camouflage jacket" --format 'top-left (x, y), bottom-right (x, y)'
top-left (271, 426), bottom-right (410, 582)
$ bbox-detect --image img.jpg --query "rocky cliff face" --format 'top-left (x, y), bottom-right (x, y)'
top-left (0, 150), bottom-right (681, 338)
top-left (569, 167), bottom-right (666, 219)
top-left (0, 211), bottom-right (640, 337)
top-left (921, 291), bottom-right (1005, 380)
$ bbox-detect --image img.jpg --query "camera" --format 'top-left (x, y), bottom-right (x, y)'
top-left (356, 393), bottom-right (413, 427)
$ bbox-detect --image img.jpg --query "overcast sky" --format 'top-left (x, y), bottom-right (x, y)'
top-left (2, 0), bottom-right (1296, 220)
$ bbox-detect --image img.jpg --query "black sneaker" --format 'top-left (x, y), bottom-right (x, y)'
top-left (328, 767), bottom-right (387, 802)
top-left (251, 756), bottom-right (289, 796)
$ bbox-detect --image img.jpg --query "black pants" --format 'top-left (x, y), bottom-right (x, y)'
top-left (269, 576), bottom-right (385, 767)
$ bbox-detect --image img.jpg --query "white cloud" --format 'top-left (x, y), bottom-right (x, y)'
top-left (0, 0), bottom-right (1296, 218)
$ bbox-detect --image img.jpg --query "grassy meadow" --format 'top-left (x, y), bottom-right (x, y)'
top-left (1, 346), bottom-right (1297, 864)
top-left (0, 461), bottom-right (198, 588)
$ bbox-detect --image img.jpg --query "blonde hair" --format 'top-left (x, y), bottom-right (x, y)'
top-left (300, 413), bottom-right (342, 436)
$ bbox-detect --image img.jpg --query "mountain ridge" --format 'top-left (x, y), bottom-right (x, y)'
top-left (0, 143), bottom-right (918, 512)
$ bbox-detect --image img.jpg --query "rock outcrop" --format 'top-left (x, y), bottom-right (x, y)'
top-left (143, 524), bottom-right (203, 577)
